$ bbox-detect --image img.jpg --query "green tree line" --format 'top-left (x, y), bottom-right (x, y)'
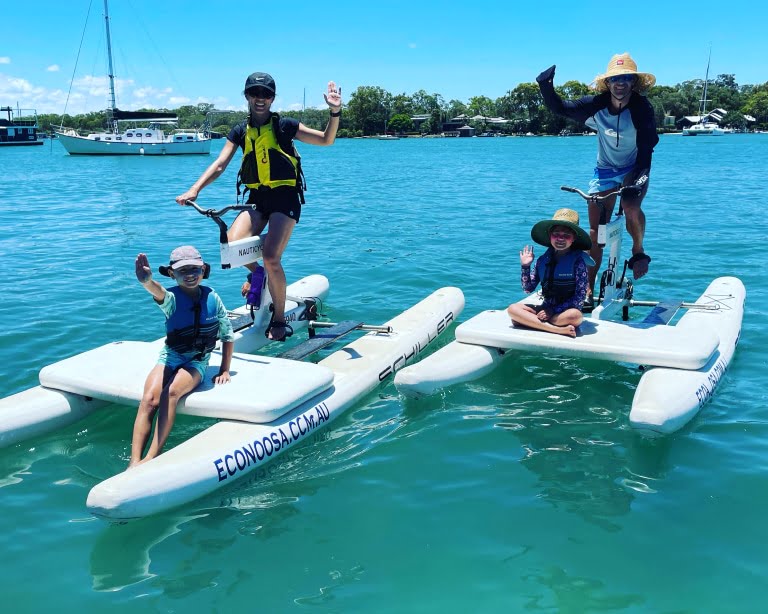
top-left (39, 75), bottom-right (768, 138)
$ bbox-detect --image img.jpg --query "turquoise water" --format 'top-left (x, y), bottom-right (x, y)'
top-left (1, 135), bottom-right (766, 612)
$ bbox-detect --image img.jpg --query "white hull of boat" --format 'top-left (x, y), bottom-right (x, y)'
top-left (86, 286), bottom-right (464, 519)
top-left (682, 124), bottom-right (725, 136)
top-left (395, 277), bottom-right (745, 434)
top-left (0, 275), bottom-right (330, 449)
top-left (55, 131), bottom-right (211, 155)
top-left (630, 277), bottom-right (745, 434)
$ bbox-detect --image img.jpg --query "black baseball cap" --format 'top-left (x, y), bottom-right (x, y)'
top-left (244, 72), bottom-right (276, 95)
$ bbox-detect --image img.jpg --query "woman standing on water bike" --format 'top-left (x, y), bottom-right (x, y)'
top-left (176, 72), bottom-right (342, 341)
top-left (536, 53), bottom-right (658, 303)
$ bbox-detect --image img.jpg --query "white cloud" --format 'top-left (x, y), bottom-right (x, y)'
top-left (0, 57), bottom-right (10, 64)
top-left (47, 65), bottom-right (60, 72)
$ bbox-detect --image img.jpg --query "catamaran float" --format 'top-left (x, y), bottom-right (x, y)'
top-left (0, 202), bottom-right (464, 519)
top-left (395, 186), bottom-right (745, 435)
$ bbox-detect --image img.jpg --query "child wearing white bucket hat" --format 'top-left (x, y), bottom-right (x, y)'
top-left (507, 209), bottom-right (592, 338)
top-left (536, 53), bottom-right (658, 294)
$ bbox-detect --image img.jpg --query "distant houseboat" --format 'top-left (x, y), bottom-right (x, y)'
top-left (0, 106), bottom-right (44, 146)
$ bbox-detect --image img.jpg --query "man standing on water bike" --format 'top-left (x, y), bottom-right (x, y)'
top-left (176, 72), bottom-right (342, 341)
top-left (536, 53), bottom-right (658, 304)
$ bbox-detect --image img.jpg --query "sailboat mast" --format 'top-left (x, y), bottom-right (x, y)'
top-left (701, 46), bottom-right (712, 117)
top-left (103, 0), bottom-right (117, 128)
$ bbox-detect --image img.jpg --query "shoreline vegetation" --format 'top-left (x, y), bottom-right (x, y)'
top-left (38, 75), bottom-right (768, 138)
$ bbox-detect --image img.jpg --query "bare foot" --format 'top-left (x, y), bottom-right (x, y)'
top-left (555, 325), bottom-right (577, 338)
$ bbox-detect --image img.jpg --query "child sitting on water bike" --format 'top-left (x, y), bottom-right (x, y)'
top-left (131, 246), bottom-right (235, 467)
top-left (507, 209), bottom-right (593, 338)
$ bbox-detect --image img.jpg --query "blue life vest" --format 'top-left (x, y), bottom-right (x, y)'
top-left (536, 248), bottom-right (585, 302)
top-left (165, 286), bottom-right (220, 357)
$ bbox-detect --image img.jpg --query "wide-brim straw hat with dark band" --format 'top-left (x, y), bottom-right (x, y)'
top-left (593, 52), bottom-right (656, 93)
top-left (531, 208), bottom-right (592, 251)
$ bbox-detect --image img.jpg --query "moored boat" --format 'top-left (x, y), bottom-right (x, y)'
top-left (682, 47), bottom-right (726, 137)
top-left (54, 0), bottom-right (210, 156)
top-left (0, 106), bottom-right (44, 146)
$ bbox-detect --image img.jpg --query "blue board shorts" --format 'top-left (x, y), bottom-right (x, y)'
top-left (157, 346), bottom-right (210, 380)
top-left (588, 164), bottom-right (635, 194)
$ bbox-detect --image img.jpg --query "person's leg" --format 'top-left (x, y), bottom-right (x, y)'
top-left (130, 364), bottom-right (168, 467)
top-left (228, 209), bottom-right (269, 296)
top-left (586, 193), bottom-right (618, 295)
top-left (262, 213), bottom-right (296, 340)
top-left (508, 304), bottom-right (577, 337)
top-left (620, 179), bottom-right (650, 279)
top-left (141, 366), bottom-right (201, 463)
top-left (548, 307), bottom-right (583, 328)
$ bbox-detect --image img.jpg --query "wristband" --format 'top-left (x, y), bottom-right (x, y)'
top-left (330, 110), bottom-right (341, 117)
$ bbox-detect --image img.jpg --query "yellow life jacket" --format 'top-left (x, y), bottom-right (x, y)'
top-left (239, 116), bottom-right (300, 191)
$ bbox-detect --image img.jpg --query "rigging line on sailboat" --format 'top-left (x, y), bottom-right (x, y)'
top-left (121, 0), bottom-right (190, 100)
top-left (60, 0), bottom-right (95, 125)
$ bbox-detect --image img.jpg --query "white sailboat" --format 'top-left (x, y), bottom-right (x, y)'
top-left (378, 119), bottom-right (400, 140)
top-left (55, 0), bottom-right (211, 155)
top-left (682, 47), bottom-right (725, 137)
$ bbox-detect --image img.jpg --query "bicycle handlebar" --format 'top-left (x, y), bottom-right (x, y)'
top-left (183, 200), bottom-right (254, 219)
top-left (560, 185), bottom-right (637, 202)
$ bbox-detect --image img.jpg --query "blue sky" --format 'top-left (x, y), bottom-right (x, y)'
top-left (2, 0), bottom-right (765, 115)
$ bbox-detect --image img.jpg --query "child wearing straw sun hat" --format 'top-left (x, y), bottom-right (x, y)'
top-left (507, 209), bottom-right (592, 338)
top-left (536, 52), bottom-right (659, 297)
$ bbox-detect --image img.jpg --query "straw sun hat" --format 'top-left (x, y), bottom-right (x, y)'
top-left (592, 52), bottom-right (656, 93)
top-left (531, 209), bottom-right (592, 251)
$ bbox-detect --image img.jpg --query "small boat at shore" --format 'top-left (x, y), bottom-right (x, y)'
top-left (395, 186), bottom-right (745, 435)
top-left (0, 106), bottom-right (44, 146)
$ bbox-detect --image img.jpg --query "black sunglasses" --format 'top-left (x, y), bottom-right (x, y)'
top-left (246, 87), bottom-right (274, 98)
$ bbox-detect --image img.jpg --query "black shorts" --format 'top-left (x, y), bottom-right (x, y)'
top-left (246, 187), bottom-right (301, 223)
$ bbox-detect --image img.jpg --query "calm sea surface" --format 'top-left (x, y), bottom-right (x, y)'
top-left (1, 134), bottom-right (766, 612)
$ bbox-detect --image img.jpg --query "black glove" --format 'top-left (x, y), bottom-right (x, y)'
top-left (536, 65), bottom-right (556, 85)
top-left (624, 167), bottom-right (649, 186)
top-left (622, 168), bottom-right (649, 197)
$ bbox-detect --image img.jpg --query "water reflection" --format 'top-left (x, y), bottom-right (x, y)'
top-left (521, 565), bottom-right (645, 611)
top-left (89, 512), bottom-right (207, 591)
top-left (417, 352), bottom-right (674, 530)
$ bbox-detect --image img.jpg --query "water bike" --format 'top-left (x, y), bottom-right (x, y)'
top-left (0, 200), bottom-right (465, 519)
top-left (394, 185), bottom-right (745, 436)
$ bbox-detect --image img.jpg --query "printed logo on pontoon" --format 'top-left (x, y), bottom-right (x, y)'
top-left (378, 311), bottom-right (455, 381)
top-left (212, 401), bottom-right (330, 481)
top-left (695, 358), bottom-right (727, 408)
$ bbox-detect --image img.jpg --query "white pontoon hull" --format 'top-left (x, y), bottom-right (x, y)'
top-left (87, 286), bottom-right (464, 519)
top-left (630, 277), bottom-right (745, 434)
top-left (0, 275), bottom-right (330, 449)
top-left (395, 277), bottom-right (745, 434)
